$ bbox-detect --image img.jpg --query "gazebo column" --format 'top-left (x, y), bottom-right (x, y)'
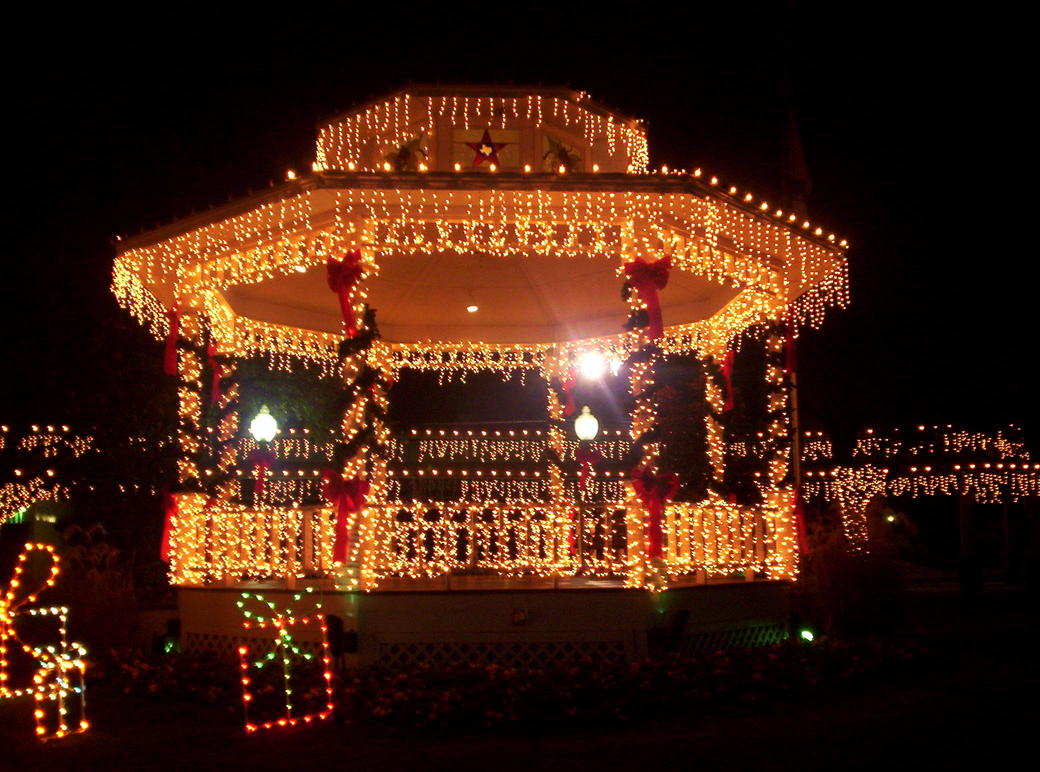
top-left (625, 349), bottom-right (660, 588)
top-left (544, 349), bottom-right (574, 573)
top-left (761, 322), bottom-right (799, 577)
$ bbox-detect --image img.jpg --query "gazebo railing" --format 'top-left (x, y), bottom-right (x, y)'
top-left (170, 491), bottom-right (791, 586)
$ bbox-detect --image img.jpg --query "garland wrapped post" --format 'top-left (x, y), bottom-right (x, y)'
top-left (544, 351), bottom-right (575, 571)
top-left (207, 342), bottom-right (241, 502)
top-left (329, 247), bottom-right (389, 589)
top-left (624, 345), bottom-right (663, 588)
top-left (758, 321), bottom-right (798, 578)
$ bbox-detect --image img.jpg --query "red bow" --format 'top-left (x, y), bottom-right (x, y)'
top-left (630, 466), bottom-right (679, 559)
top-left (721, 349), bottom-right (735, 412)
top-left (249, 448), bottom-right (276, 498)
top-left (327, 251), bottom-right (364, 338)
top-left (576, 446), bottom-right (603, 490)
top-left (560, 372), bottom-right (577, 417)
top-left (206, 344), bottom-right (223, 404)
top-left (624, 256), bottom-right (672, 340)
top-left (322, 469), bottom-right (371, 563)
top-left (784, 316), bottom-right (797, 377)
top-left (163, 309), bottom-right (180, 375)
top-left (159, 490), bottom-right (177, 563)
top-left (793, 486), bottom-right (809, 556)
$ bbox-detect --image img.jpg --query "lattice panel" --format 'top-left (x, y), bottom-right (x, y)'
top-left (183, 631), bottom-right (323, 659)
top-left (679, 622), bottom-right (789, 653)
top-left (377, 638), bottom-right (629, 668)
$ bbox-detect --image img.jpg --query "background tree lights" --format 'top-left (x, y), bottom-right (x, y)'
top-left (0, 543), bottom-right (88, 741)
top-left (802, 425), bottom-right (1039, 552)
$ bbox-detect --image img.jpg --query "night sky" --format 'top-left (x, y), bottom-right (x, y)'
top-left (2, 3), bottom-right (1028, 450)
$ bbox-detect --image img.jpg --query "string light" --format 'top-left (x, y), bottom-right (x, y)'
top-left (0, 543), bottom-right (89, 741)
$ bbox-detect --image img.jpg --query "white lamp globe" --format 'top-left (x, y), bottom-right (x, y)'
top-left (577, 351), bottom-right (607, 380)
top-left (574, 405), bottom-right (599, 441)
top-left (249, 405), bottom-right (278, 443)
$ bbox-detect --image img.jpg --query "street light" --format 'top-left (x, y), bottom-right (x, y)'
top-left (574, 405), bottom-right (599, 441)
top-left (249, 405), bottom-right (278, 442)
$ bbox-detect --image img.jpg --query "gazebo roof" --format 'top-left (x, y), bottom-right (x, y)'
top-left (112, 86), bottom-right (850, 363)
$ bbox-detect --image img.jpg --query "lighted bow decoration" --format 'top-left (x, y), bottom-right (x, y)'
top-left (163, 308), bottom-right (180, 375)
top-left (630, 467), bottom-right (680, 559)
top-left (249, 448), bottom-right (276, 499)
top-left (624, 256), bottom-right (672, 340)
top-left (321, 469), bottom-right (370, 563)
top-left (576, 445), bottom-right (603, 490)
top-left (236, 587), bottom-right (335, 733)
top-left (326, 251), bottom-right (364, 338)
top-left (0, 542), bottom-right (88, 740)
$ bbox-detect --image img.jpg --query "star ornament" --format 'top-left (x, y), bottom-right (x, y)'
top-left (466, 128), bottom-right (508, 166)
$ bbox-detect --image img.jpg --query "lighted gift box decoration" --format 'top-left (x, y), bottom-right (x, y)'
top-left (236, 587), bottom-right (334, 733)
top-left (115, 85), bottom-right (849, 592)
top-left (0, 542), bottom-right (88, 740)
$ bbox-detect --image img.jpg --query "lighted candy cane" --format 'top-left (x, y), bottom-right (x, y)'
top-left (236, 587), bottom-right (334, 733)
top-left (0, 542), bottom-right (89, 740)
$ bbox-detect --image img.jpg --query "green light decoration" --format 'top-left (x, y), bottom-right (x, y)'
top-left (799, 629), bottom-right (815, 642)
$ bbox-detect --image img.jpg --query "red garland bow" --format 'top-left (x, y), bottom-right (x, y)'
top-left (163, 309), bottom-right (180, 375)
top-left (721, 349), bottom-right (735, 412)
top-left (322, 469), bottom-right (371, 563)
top-left (206, 344), bottom-right (223, 404)
top-left (624, 256), bottom-right (672, 340)
top-left (567, 508), bottom-right (578, 554)
top-left (159, 490), bottom-right (177, 563)
top-left (326, 251), bottom-right (364, 338)
top-left (793, 486), bottom-right (809, 556)
top-left (560, 372), bottom-right (577, 417)
top-left (784, 317), bottom-right (797, 377)
top-left (249, 448), bottom-right (276, 498)
top-left (576, 445), bottom-right (603, 490)
top-left (630, 466), bottom-right (679, 559)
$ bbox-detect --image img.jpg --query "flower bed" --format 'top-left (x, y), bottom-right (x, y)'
top-left (89, 638), bottom-right (929, 731)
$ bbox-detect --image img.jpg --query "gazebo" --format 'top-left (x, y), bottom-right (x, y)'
top-left (112, 85), bottom-right (849, 663)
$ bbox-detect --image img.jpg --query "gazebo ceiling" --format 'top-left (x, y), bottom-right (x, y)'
top-left (225, 252), bottom-right (739, 344)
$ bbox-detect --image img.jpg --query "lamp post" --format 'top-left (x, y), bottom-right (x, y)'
top-left (249, 405), bottom-right (278, 443)
top-left (572, 405), bottom-right (600, 574)
top-left (574, 406), bottom-right (599, 441)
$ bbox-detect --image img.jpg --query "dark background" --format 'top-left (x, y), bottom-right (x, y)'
top-left (2, 2), bottom-right (1027, 450)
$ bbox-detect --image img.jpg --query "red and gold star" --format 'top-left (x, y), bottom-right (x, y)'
top-left (465, 129), bottom-right (509, 166)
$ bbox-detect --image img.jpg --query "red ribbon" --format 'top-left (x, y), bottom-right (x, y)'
top-left (159, 490), bottom-right (177, 563)
top-left (631, 466), bottom-right (679, 559)
top-left (322, 469), bottom-right (370, 563)
top-left (624, 256), bottom-right (672, 340)
top-left (793, 486), bottom-right (809, 556)
top-left (721, 349), bottom-right (735, 412)
top-left (206, 344), bottom-right (223, 404)
top-left (560, 372), bottom-right (577, 417)
top-left (576, 446), bottom-right (603, 490)
top-left (784, 314), bottom-right (797, 376)
top-left (327, 251), bottom-right (364, 338)
top-left (163, 309), bottom-right (180, 375)
top-left (249, 449), bottom-right (276, 498)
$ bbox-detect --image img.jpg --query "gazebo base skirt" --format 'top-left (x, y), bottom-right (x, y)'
top-left (177, 578), bottom-right (792, 666)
